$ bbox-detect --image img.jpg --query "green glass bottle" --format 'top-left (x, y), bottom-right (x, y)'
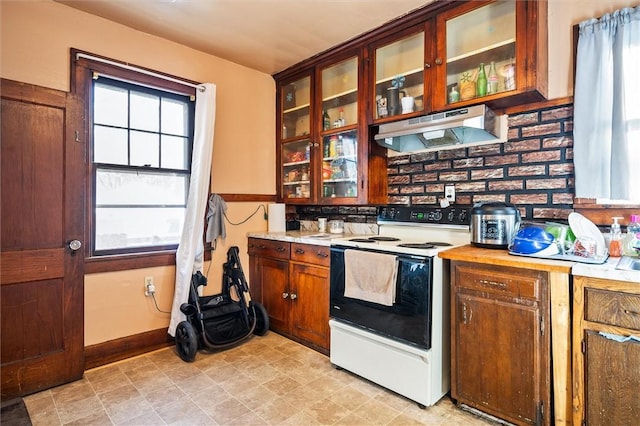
top-left (323, 110), bottom-right (330, 131)
top-left (476, 63), bottom-right (487, 98)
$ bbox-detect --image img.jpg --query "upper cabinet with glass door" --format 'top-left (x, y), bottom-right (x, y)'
top-left (280, 75), bottom-right (312, 201)
top-left (434, 0), bottom-right (547, 110)
top-left (320, 56), bottom-right (359, 201)
top-left (373, 28), bottom-right (426, 121)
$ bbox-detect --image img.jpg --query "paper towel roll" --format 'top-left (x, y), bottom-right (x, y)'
top-left (268, 203), bottom-right (286, 232)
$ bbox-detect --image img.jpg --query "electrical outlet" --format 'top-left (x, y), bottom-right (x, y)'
top-left (445, 185), bottom-right (455, 202)
top-left (144, 276), bottom-right (154, 296)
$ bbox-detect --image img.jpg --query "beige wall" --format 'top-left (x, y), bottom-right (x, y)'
top-left (547, 0), bottom-right (638, 99)
top-left (1, 1), bottom-right (273, 345)
top-left (2, 0), bottom-right (636, 346)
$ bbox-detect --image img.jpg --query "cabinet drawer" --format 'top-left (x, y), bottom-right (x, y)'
top-left (290, 243), bottom-right (330, 267)
top-left (455, 263), bottom-right (541, 300)
top-left (248, 238), bottom-right (290, 260)
top-left (585, 288), bottom-right (640, 330)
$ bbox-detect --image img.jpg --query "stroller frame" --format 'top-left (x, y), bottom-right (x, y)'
top-left (175, 246), bottom-right (268, 362)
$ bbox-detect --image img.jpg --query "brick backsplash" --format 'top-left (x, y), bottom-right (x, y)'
top-left (296, 102), bottom-right (575, 223)
top-left (387, 102), bottom-right (575, 221)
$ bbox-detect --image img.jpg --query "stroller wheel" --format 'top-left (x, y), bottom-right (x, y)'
top-left (252, 302), bottom-right (269, 336)
top-left (175, 321), bottom-right (198, 362)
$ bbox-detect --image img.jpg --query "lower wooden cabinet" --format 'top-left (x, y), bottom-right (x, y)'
top-left (573, 276), bottom-right (640, 426)
top-left (450, 261), bottom-right (551, 426)
top-left (248, 238), bottom-right (330, 352)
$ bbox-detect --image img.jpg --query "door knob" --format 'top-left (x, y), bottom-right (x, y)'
top-left (69, 240), bottom-right (82, 251)
top-left (282, 292), bottom-right (289, 299)
top-left (290, 293), bottom-right (297, 300)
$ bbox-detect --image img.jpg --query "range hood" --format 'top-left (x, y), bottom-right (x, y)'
top-left (375, 105), bottom-right (502, 153)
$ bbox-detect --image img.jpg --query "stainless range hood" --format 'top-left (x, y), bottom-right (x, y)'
top-left (375, 104), bottom-right (502, 153)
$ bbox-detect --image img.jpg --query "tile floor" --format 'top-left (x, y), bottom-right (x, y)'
top-left (24, 332), bottom-right (498, 425)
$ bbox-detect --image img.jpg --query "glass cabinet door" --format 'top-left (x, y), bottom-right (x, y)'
top-left (321, 130), bottom-right (358, 199)
top-left (321, 56), bottom-right (358, 131)
top-left (374, 31), bottom-right (424, 120)
top-left (281, 76), bottom-right (311, 140)
top-left (282, 139), bottom-right (311, 200)
top-left (444, 1), bottom-right (516, 106)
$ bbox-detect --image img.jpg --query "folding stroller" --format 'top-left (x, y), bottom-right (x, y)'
top-left (175, 246), bottom-right (269, 362)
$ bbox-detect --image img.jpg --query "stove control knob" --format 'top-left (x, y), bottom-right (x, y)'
top-left (447, 211), bottom-right (455, 221)
top-left (459, 210), bottom-right (468, 223)
top-left (432, 211), bottom-right (443, 221)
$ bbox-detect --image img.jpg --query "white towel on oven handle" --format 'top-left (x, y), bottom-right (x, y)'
top-left (344, 249), bottom-right (398, 306)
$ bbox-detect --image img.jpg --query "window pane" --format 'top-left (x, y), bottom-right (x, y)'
top-left (130, 131), bottom-right (159, 167)
top-left (162, 98), bottom-right (189, 136)
top-left (93, 126), bottom-right (128, 165)
top-left (95, 206), bottom-right (184, 250)
top-left (161, 135), bottom-right (189, 170)
top-left (130, 91), bottom-right (159, 132)
top-left (96, 168), bottom-right (187, 205)
top-left (94, 83), bottom-right (128, 127)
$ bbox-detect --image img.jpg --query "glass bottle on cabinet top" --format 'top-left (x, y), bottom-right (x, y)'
top-left (282, 139), bottom-right (311, 200)
top-left (321, 56), bottom-right (357, 130)
top-left (374, 31), bottom-right (424, 120)
top-left (281, 76), bottom-right (311, 139)
top-left (444, 1), bottom-right (516, 105)
top-left (321, 130), bottom-right (358, 199)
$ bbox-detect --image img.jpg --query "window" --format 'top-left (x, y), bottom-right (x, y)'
top-left (91, 77), bottom-right (195, 255)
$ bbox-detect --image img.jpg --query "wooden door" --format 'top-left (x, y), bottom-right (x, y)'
top-left (585, 331), bottom-right (640, 425)
top-left (453, 292), bottom-right (543, 425)
top-left (290, 262), bottom-right (329, 350)
top-left (1, 79), bottom-right (85, 399)
top-left (257, 257), bottom-right (290, 333)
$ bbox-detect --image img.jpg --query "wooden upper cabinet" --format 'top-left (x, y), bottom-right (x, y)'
top-left (276, 50), bottom-right (387, 205)
top-left (370, 22), bottom-right (432, 123)
top-left (274, 0), bottom-right (548, 202)
top-left (434, 0), bottom-right (547, 111)
top-left (278, 72), bottom-right (313, 202)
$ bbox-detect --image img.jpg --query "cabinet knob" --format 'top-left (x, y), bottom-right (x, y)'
top-left (434, 58), bottom-right (443, 65)
top-left (295, 248), bottom-right (305, 254)
top-left (424, 63), bottom-right (431, 68)
top-left (316, 251), bottom-right (329, 258)
top-left (276, 246), bottom-right (286, 252)
top-left (282, 292), bottom-right (289, 299)
top-left (290, 293), bottom-right (297, 300)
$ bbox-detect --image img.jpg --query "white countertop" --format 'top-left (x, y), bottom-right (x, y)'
top-left (572, 256), bottom-right (640, 284)
top-left (247, 230), bottom-right (369, 246)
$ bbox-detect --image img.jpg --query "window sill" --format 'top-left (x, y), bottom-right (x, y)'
top-left (85, 248), bottom-right (211, 274)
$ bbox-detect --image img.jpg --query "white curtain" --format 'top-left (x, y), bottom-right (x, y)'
top-left (574, 6), bottom-right (640, 201)
top-left (168, 83), bottom-right (216, 336)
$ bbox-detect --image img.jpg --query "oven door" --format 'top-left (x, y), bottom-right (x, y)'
top-left (330, 245), bottom-right (434, 349)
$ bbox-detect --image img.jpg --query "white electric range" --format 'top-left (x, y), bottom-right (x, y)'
top-left (329, 205), bottom-right (471, 408)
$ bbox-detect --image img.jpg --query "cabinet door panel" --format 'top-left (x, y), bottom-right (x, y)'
top-left (258, 257), bottom-right (290, 333)
top-left (290, 262), bottom-right (329, 349)
top-left (585, 330), bottom-right (640, 425)
top-left (454, 292), bottom-right (541, 425)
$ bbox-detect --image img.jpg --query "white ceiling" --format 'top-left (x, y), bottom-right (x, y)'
top-left (55, 0), bottom-right (433, 75)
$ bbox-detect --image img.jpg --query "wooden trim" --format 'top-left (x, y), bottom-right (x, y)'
top-left (1, 249), bottom-right (64, 284)
top-left (0, 78), bottom-right (66, 106)
top-left (84, 328), bottom-right (173, 370)
top-left (499, 96), bottom-right (574, 115)
top-left (218, 193), bottom-right (278, 202)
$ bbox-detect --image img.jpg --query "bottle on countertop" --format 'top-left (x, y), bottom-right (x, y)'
top-left (609, 217), bottom-right (623, 257)
top-left (623, 214), bottom-right (640, 257)
top-left (487, 61), bottom-right (499, 95)
top-left (476, 63), bottom-right (487, 97)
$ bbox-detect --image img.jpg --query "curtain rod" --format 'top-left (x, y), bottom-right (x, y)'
top-left (76, 52), bottom-right (205, 92)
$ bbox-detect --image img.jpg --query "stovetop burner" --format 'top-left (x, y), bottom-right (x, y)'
top-left (348, 236), bottom-right (401, 243)
top-left (396, 242), bottom-right (453, 249)
top-left (397, 243), bottom-right (436, 249)
top-left (368, 236), bottom-right (401, 241)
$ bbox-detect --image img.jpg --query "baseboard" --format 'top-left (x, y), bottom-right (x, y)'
top-left (84, 328), bottom-right (174, 370)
